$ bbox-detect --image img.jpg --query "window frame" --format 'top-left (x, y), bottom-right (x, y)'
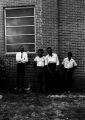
top-left (4, 6), bottom-right (36, 54)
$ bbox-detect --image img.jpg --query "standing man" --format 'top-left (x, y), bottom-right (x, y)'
top-left (33, 49), bottom-right (45, 93)
top-left (62, 52), bottom-right (77, 93)
top-left (45, 47), bottom-right (59, 93)
top-left (16, 46), bottom-right (28, 93)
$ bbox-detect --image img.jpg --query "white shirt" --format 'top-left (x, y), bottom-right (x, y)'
top-left (34, 56), bottom-right (45, 67)
top-left (16, 52), bottom-right (28, 63)
top-left (62, 57), bottom-right (77, 69)
top-left (45, 53), bottom-right (59, 65)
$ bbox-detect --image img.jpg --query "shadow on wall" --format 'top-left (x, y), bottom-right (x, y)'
top-left (0, 56), bottom-right (84, 93)
top-left (0, 57), bottom-right (9, 92)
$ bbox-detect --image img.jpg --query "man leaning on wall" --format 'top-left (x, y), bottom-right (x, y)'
top-left (16, 46), bottom-right (28, 93)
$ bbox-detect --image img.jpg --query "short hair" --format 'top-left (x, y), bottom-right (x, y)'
top-left (19, 45), bottom-right (24, 50)
top-left (68, 52), bottom-right (72, 56)
top-left (47, 47), bottom-right (52, 51)
top-left (38, 49), bottom-right (44, 54)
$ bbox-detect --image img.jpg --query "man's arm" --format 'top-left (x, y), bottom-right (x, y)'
top-left (56, 54), bottom-right (59, 70)
top-left (22, 52), bottom-right (28, 63)
top-left (73, 59), bottom-right (77, 70)
top-left (56, 54), bottom-right (59, 65)
top-left (45, 56), bottom-right (48, 66)
top-left (16, 53), bottom-right (21, 63)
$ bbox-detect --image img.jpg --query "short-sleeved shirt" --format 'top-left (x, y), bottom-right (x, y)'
top-left (62, 57), bottom-right (77, 69)
top-left (45, 53), bottom-right (59, 66)
top-left (34, 56), bottom-right (45, 67)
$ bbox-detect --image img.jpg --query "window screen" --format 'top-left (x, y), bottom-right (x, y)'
top-left (4, 7), bottom-right (35, 53)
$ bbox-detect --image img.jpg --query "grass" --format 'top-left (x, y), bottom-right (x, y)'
top-left (0, 92), bottom-right (85, 120)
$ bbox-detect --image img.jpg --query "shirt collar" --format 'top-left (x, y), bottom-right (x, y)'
top-left (67, 57), bottom-right (72, 61)
top-left (48, 53), bottom-right (53, 57)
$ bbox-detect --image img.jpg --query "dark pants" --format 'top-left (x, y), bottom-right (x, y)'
top-left (32, 67), bottom-right (45, 93)
top-left (17, 63), bottom-right (25, 90)
top-left (63, 68), bottom-right (73, 92)
top-left (45, 63), bottom-right (59, 93)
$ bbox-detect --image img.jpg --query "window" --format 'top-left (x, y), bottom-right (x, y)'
top-left (4, 7), bottom-right (36, 54)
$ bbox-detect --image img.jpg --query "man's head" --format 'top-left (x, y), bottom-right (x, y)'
top-left (38, 49), bottom-right (44, 57)
top-left (68, 52), bottom-right (72, 60)
top-left (47, 47), bottom-right (52, 56)
top-left (19, 46), bottom-right (24, 52)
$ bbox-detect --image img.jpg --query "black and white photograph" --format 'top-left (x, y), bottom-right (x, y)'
top-left (0, 0), bottom-right (85, 120)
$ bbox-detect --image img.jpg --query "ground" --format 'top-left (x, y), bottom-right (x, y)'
top-left (0, 92), bottom-right (85, 120)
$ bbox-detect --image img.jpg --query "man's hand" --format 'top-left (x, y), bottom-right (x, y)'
top-left (56, 65), bottom-right (59, 71)
top-left (17, 61), bottom-right (22, 63)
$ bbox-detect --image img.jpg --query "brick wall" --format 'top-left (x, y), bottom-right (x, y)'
top-left (42, 0), bottom-right (58, 54)
top-left (58, 0), bottom-right (85, 91)
top-left (0, 0), bottom-right (85, 91)
top-left (0, 0), bottom-right (58, 90)
top-left (0, 0), bottom-right (42, 89)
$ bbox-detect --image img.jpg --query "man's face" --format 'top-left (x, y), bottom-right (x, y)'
top-left (38, 51), bottom-right (42, 57)
top-left (47, 49), bottom-right (52, 55)
top-left (20, 47), bottom-right (24, 52)
top-left (68, 54), bottom-right (72, 60)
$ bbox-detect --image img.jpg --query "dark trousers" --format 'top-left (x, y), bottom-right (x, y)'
top-left (32, 67), bottom-right (45, 93)
top-left (63, 68), bottom-right (73, 92)
top-left (17, 63), bottom-right (25, 90)
top-left (45, 63), bottom-right (59, 93)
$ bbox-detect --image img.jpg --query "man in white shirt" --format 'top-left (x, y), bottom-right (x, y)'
top-left (45, 47), bottom-right (59, 93)
top-left (16, 46), bottom-right (28, 93)
top-left (62, 52), bottom-right (77, 93)
top-left (31, 49), bottom-right (45, 93)
top-left (45, 47), bottom-right (59, 71)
